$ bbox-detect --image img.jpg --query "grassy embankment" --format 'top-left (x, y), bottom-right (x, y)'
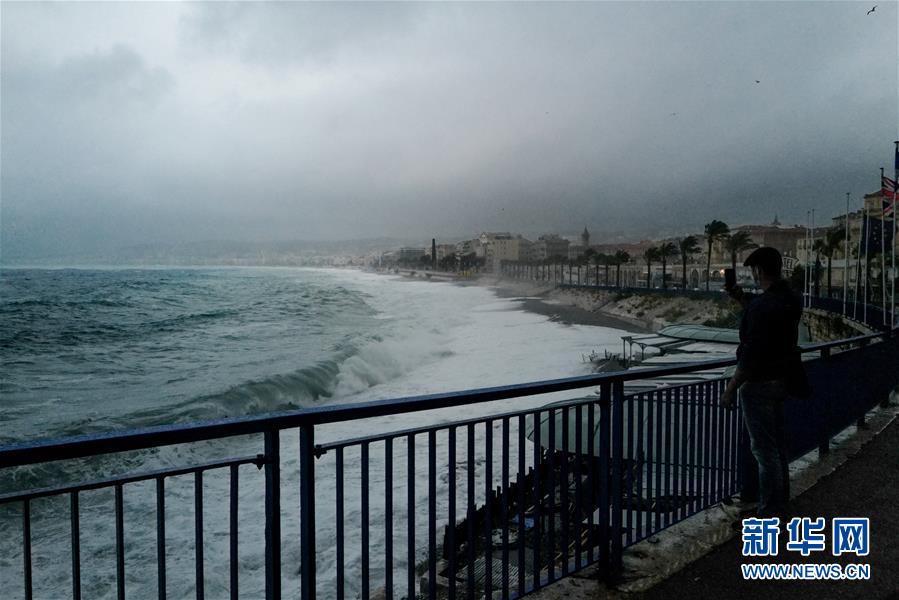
top-left (549, 287), bottom-right (740, 331)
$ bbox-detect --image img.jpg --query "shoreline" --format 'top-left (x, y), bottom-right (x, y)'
top-left (369, 268), bottom-right (740, 334)
top-left (485, 280), bottom-right (652, 334)
top-left (383, 268), bottom-right (652, 333)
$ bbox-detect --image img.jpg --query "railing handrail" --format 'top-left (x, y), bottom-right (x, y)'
top-left (0, 357), bottom-right (734, 468)
top-left (1, 305), bottom-right (892, 470)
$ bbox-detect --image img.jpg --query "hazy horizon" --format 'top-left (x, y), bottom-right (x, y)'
top-left (3, 2), bottom-right (897, 260)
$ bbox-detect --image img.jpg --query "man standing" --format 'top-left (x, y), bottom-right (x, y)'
top-left (721, 247), bottom-right (808, 519)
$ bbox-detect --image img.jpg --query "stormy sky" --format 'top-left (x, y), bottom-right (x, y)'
top-left (2, 2), bottom-right (897, 259)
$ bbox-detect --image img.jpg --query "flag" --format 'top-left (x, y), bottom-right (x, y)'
top-left (861, 214), bottom-right (895, 256)
top-left (882, 175), bottom-right (897, 200)
top-left (885, 198), bottom-right (894, 218)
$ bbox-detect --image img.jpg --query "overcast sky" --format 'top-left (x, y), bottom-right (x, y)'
top-left (2, 1), bottom-right (897, 259)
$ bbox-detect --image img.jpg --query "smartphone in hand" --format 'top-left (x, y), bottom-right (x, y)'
top-left (724, 268), bottom-right (736, 290)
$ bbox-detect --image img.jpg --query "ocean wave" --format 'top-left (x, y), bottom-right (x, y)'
top-left (143, 308), bottom-right (241, 331)
top-left (331, 327), bottom-right (452, 398)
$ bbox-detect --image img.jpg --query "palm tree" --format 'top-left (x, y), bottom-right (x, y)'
top-left (592, 252), bottom-right (605, 286)
top-left (704, 220), bottom-right (730, 290)
top-left (643, 246), bottom-right (660, 289)
top-left (658, 241), bottom-right (678, 289)
top-left (815, 227), bottom-right (845, 298)
top-left (812, 238), bottom-right (824, 297)
top-left (613, 250), bottom-right (630, 287)
top-left (724, 230), bottom-right (758, 272)
top-left (678, 235), bottom-right (702, 289)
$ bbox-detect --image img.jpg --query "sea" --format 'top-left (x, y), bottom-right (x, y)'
top-left (0, 267), bottom-right (632, 599)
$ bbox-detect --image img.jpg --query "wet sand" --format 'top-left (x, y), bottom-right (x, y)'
top-left (488, 284), bottom-right (651, 334)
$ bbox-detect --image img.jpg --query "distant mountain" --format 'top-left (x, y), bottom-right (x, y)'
top-left (1, 237), bottom-right (427, 267)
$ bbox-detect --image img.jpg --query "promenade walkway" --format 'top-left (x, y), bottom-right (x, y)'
top-left (637, 413), bottom-right (899, 600)
top-left (530, 403), bottom-right (899, 600)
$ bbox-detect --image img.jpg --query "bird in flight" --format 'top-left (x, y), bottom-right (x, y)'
top-left (755, 80), bottom-right (760, 84)
top-left (867, 5), bottom-right (876, 15)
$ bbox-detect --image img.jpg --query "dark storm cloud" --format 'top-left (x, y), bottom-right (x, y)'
top-left (2, 39), bottom-right (176, 258)
top-left (1, 2), bottom-right (896, 260)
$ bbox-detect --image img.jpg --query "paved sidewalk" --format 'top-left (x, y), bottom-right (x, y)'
top-left (637, 416), bottom-right (899, 600)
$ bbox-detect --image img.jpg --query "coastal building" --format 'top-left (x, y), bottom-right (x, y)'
top-left (478, 232), bottom-right (512, 247)
top-left (591, 241), bottom-right (654, 257)
top-left (397, 247), bottom-right (427, 263)
top-left (532, 234), bottom-right (570, 261)
top-left (732, 217), bottom-right (807, 260)
top-left (454, 239), bottom-right (480, 258)
top-left (487, 235), bottom-right (533, 271)
top-left (426, 244), bottom-right (457, 261)
top-left (568, 245), bottom-right (587, 261)
top-left (678, 217), bottom-right (806, 286)
top-left (690, 217), bottom-right (803, 269)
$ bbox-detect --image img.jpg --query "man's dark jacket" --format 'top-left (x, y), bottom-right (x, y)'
top-left (737, 279), bottom-right (810, 395)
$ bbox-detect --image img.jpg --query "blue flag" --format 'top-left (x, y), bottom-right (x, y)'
top-left (861, 216), bottom-right (895, 257)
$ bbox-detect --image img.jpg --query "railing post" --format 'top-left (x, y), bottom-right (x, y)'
top-left (264, 430), bottom-right (281, 600)
top-left (819, 348), bottom-right (831, 455)
top-left (855, 338), bottom-right (875, 423)
top-left (299, 425), bottom-right (316, 600)
top-left (609, 379), bottom-right (625, 580)
top-left (598, 383), bottom-right (611, 575)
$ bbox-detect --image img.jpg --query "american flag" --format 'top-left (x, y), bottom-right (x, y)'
top-left (882, 175), bottom-right (897, 219)
top-left (881, 175), bottom-right (897, 200)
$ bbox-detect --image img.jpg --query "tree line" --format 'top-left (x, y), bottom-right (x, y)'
top-left (504, 219), bottom-right (853, 295)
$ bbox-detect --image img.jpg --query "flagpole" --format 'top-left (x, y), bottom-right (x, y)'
top-left (812, 208), bottom-right (817, 300)
top-left (804, 210), bottom-right (810, 307)
top-left (881, 168), bottom-right (887, 325)
top-left (804, 210), bottom-right (808, 306)
top-left (808, 209), bottom-right (814, 306)
top-left (854, 198), bottom-right (864, 319)
top-left (863, 205), bottom-right (869, 325)
top-left (893, 140), bottom-right (898, 326)
top-left (843, 192), bottom-right (850, 315)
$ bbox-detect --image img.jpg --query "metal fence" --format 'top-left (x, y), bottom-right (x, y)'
top-left (1, 317), bottom-right (897, 599)
top-left (502, 261), bottom-right (896, 330)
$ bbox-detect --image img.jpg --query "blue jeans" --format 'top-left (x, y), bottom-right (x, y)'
top-left (739, 380), bottom-right (790, 517)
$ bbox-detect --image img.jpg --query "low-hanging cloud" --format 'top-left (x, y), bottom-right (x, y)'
top-left (1, 2), bottom-right (896, 260)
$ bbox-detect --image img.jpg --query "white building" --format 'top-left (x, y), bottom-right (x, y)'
top-left (487, 235), bottom-right (533, 271)
top-left (397, 247), bottom-right (426, 263)
top-left (427, 244), bottom-right (457, 260)
top-left (532, 234), bottom-right (570, 261)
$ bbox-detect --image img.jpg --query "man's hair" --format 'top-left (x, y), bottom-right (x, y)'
top-left (743, 246), bottom-right (783, 278)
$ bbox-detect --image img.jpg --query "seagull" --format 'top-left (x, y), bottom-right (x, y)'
top-left (867, 5), bottom-right (876, 14)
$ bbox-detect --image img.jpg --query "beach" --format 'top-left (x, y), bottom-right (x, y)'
top-left (457, 271), bottom-right (738, 333)
top-left (486, 281), bottom-right (652, 333)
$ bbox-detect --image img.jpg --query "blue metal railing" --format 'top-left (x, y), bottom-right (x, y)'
top-left (1, 314), bottom-right (897, 599)
top-left (501, 260), bottom-right (896, 331)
